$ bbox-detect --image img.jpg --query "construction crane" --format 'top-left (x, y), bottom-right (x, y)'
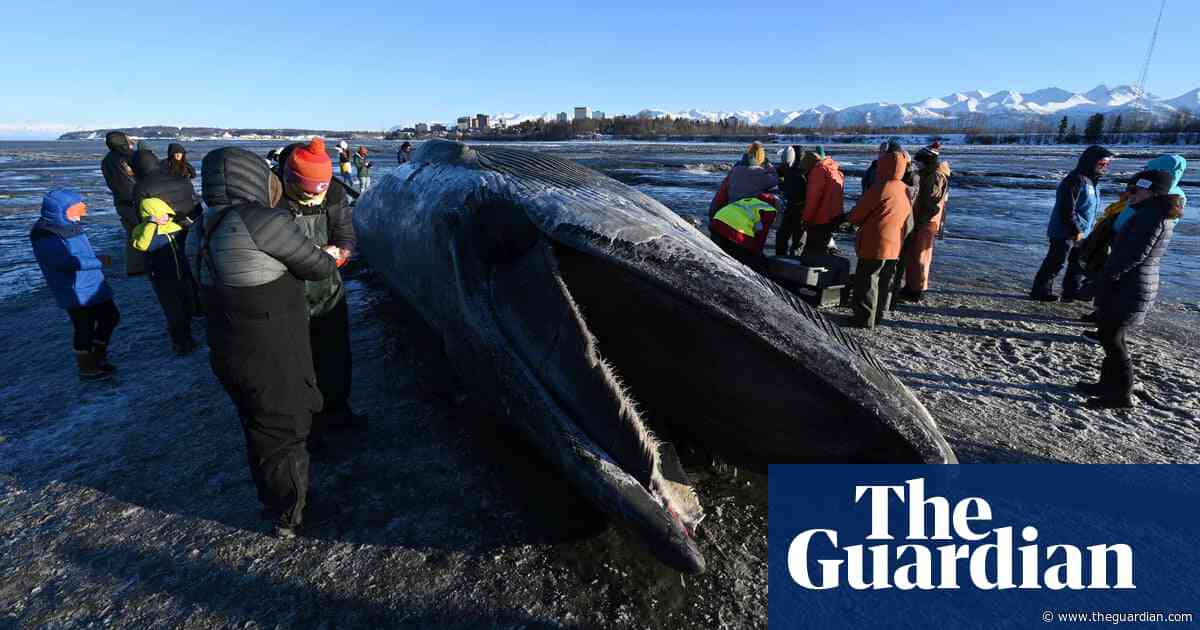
top-left (1133, 0), bottom-right (1167, 106)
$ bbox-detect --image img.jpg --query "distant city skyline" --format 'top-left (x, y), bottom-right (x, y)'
top-left (2, 0), bottom-right (1198, 138)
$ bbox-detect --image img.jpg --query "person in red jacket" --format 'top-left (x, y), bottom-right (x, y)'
top-left (799, 146), bottom-right (845, 257)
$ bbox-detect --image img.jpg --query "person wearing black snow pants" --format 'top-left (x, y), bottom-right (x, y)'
top-left (1030, 145), bottom-right (1114, 301)
top-left (190, 147), bottom-right (338, 536)
top-left (276, 139), bottom-right (362, 442)
top-left (1079, 169), bottom-right (1181, 409)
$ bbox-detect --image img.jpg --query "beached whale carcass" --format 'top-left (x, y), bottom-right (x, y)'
top-left (353, 140), bottom-right (957, 572)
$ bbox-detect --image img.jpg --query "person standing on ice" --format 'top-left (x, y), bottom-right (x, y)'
top-left (1078, 170), bottom-right (1181, 409)
top-left (336, 140), bottom-right (353, 184)
top-left (189, 147), bottom-right (338, 537)
top-left (275, 139), bottom-right (366, 446)
top-left (352, 145), bottom-right (372, 191)
top-left (841, 149), bottom-right (912, 329)
top-left (29, 189), bottom-right (120, 381)
top-left (100, 131), bottom-right (146, 276)
top-left (132, 148), bottom-right (202, 355)
top-left (774, 145), bottom-right (808, 256)
top-left (895, 143), bottom-right (951, 303)
top-left (1030, 145), bottom-right (1114, 302)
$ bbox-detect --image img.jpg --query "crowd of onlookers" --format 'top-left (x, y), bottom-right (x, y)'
top-left (25, 134), bottom-right (1187, 537)
top-left (29, 132), bottom-right (415, 537)
top-left (706, 140), bottom-right (1186, 409)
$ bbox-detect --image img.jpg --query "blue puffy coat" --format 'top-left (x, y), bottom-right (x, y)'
top-left (29, 189), bottom-right (113, 310)
top-left (1095, 194), bottom-right (1182, 328)
top-left (1047, 145), bottom-right (1114, 240)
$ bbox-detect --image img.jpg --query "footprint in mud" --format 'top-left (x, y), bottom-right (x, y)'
top-left (997, 339), bottom-right (1023, 365)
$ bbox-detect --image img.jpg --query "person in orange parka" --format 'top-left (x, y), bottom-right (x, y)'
top-left (799, 146), bottom-right (845, 259)
top-left (841, 150), bottom-right (913, 329)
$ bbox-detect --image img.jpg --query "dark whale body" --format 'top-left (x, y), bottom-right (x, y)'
top-left (353, 140), bottom-right (956, 573)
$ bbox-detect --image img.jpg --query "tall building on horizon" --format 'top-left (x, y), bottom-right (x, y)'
top-left (556, 112), bottom-right (568, 123)
top-left (574, 107), bottom-right (591, 121)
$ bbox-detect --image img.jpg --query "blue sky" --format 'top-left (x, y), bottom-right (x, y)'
top-left (1, 0), bottom-right (1197, 136)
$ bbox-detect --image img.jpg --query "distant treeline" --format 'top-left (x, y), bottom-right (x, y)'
top-left (964, 112), bottom-right (1200, 145)
top-left (476, 111), bottom-right (1200, 145)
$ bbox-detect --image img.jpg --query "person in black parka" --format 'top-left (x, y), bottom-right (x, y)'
top-left (1078, 170), bottom-right (1182, 409)
top-left (162, 142), bottom-right (197, 179)
top-left (132, 148), bottom-right (202, 354)
top-left (774, 145), bottom-right (808, 256)
top-left (100, 131), bottom-right (146, 276)
top-left (275, 139), bottom-right (364, 443)
top-left (189, 147), bottom-right (339, 536)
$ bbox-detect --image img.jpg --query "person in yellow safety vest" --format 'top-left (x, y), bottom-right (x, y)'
top-left (709, 143), bottom-right (780, 273)
top-left (711, 195), bottom-right (778, 273)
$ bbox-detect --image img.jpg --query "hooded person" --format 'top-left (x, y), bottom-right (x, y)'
top-left (29, 189), bottom-right (120, 381)
top-left (100, 131), bottom-right (147, 276)
top-left (132, 147), bottom-right (200, 354)
top-left (276, 138), bottom-right (364, 440)
top-left (1030, 145), bottom-right (1115, 301)
top-left (861, 140), bottom-right (906, 193)
top-left (188, 146), bottom-right (339, 537)
top-left (895, 143), bottom-right (951, 302)
top-left (1078, 170), bottom-right (1182, 409)
top-left (162, 142), bottom-right (196, 179)
top-left (843, 150), bottom-right (913, 329)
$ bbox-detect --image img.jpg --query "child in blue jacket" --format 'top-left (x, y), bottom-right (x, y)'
top-left (30, 189), bottom-right (121, 381)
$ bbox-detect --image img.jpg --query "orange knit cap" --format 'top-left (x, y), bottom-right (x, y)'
top-left (286, 137), bottom-right (333, 194)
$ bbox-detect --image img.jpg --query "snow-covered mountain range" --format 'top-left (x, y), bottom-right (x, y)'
top-left (482, 85), bottom-right (1200, 130)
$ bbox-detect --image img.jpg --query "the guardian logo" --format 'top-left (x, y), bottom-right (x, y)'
top-left (788, 478), bottom-right (1135, 590)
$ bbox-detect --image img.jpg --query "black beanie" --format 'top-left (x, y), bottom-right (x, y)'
top-left (1129, 170), bottom-right (1173, 195)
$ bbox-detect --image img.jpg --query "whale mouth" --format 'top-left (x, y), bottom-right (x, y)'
top-left (548, 241), bottom-right (949, 466)
top-left (483, 236), bottom-right (705, 573)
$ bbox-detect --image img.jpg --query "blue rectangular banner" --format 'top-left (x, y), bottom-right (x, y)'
top-left (768, 465), bottom-right (1199, 628)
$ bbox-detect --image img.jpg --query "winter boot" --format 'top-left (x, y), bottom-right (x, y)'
top-left (1087, 395), bottom-right (1135, 409)
top-left (92, 341), bottom-right (116, 374)
top-left (75, 350), bottom-right (111, 382)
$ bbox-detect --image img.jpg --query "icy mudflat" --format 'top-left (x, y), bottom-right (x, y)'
top-left (2, 251), bottom-right (1196, 629)
top-left (1, 139), bottom-right (1197, 628)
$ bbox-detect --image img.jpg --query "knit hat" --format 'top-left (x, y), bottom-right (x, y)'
top-left (285, 137), bottom-right (333, 194)
top-left (811, 145), bottom-right (826, 159)
top-left (779, 146), bottom-right (798, 168)
top-left (1129, 170), bottom-right (1173, 196)
top-left (338, 140), bottom-right (349, 150)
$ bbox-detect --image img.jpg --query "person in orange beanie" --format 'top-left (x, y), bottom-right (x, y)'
top-left (277, 138), bottom-right (365, 443)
